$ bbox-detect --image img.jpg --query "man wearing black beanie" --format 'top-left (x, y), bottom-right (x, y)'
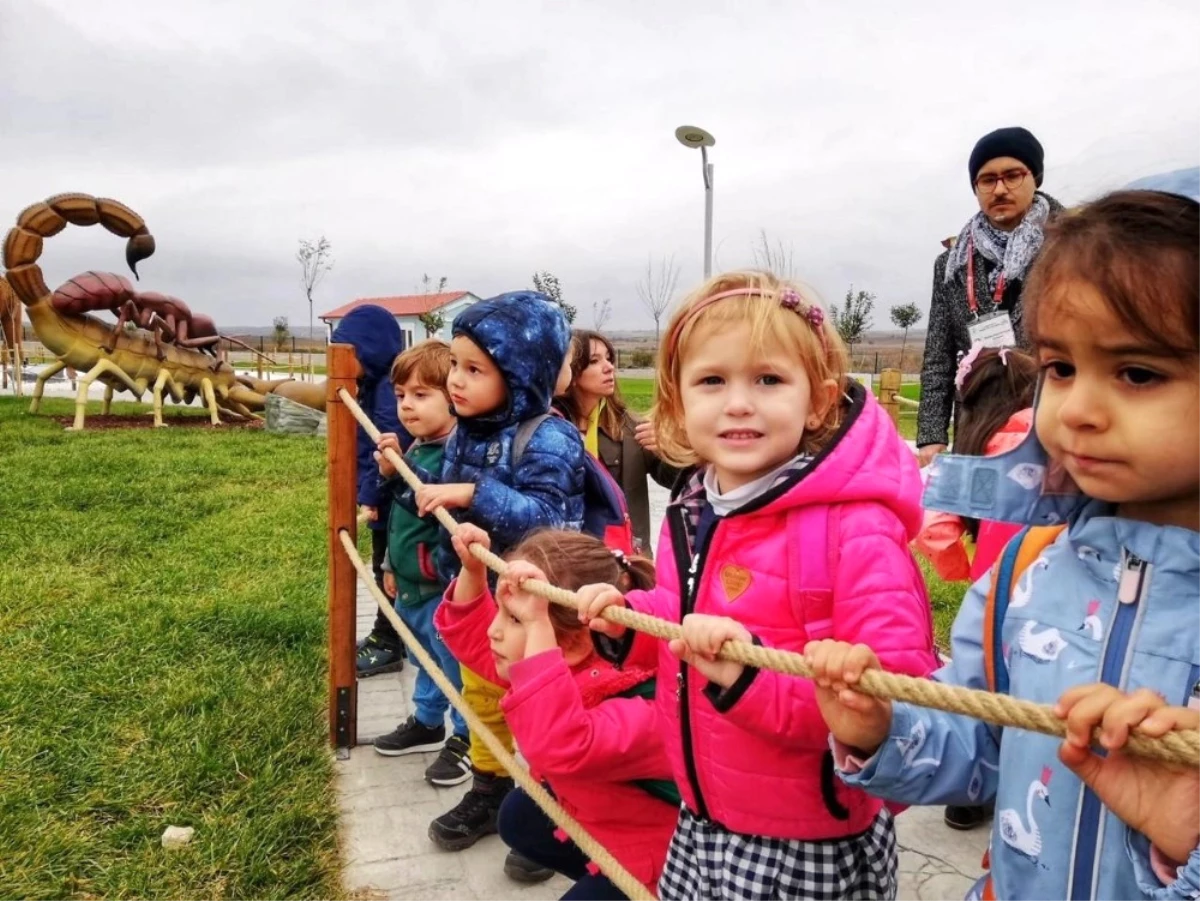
top-left (915, 126), bottom-right (1063, 834)
top-left (917, 126), bottom-right (1063, 462)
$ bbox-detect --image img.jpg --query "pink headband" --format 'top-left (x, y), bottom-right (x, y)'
top-left (666, 287), bottom-right (827, 357)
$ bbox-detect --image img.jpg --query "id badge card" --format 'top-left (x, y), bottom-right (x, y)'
top-left (968, 311), bottom-right (1017, 349)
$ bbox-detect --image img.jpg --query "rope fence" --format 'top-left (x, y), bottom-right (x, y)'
top-left (336, 530), bottom-right (654, 900)
top-left (336, 384), bottom-right (1199, 768)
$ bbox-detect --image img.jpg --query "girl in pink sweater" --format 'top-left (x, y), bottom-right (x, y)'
top-left (578, 271), bottom-right (938, 900)
top-left (435, 523), bottom-right (678, 900)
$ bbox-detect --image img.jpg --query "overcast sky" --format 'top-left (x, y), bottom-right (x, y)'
top-left (2, 0), bottom-right (1196, 335)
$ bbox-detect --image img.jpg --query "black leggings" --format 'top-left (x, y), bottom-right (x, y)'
top-left (498, 787), bottom-right (628, 900)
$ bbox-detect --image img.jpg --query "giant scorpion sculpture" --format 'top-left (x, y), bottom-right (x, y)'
top-left (3, 192), bottom-right (315, 429)
top-left (52, 270), bottom-right (266, 367)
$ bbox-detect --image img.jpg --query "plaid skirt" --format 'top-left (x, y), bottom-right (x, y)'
top-left (657, 807), bottom-right (897, 901)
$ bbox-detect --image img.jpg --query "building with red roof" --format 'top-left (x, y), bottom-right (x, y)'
top-left (319, 291), bottom-right (482, 346)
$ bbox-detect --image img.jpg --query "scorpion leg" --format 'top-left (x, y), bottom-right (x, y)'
top-left (102, 383), bottom-right (114, 415)
top-left (152, 369), bottom-right (173, 427)
top-left (29, 359), bottom-right (66, 414)
top-left (68, 358), bottom-right (139, 431)
top-left (221, 396), bottom-right (260, 421)
top-left (199, 377), bottom-right (222, 426)
top-left (152, 319), bottom-right (169, 362)
top-left (105, 301), bottom-right (138, 354)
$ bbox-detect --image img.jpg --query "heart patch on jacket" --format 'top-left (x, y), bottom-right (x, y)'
top-left (720, 565), bottom-right (752, 601)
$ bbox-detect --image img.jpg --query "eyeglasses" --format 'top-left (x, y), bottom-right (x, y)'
top-left (975, 169), bottom-right (1030, 194)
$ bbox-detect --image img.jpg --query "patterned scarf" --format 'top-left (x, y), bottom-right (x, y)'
top-left (945, 193), bottom-right (1051, 291)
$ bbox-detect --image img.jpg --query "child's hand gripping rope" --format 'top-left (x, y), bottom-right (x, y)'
top-left (1056, 683), bottom-right (1200, 864)
top-left (671, 614), bottom-right (753, 689)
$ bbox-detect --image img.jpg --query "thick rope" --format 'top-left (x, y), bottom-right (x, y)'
top-left (337, 530), bottom-right (655, 901)
top-left (338, 388), bottom-right (1200, 768)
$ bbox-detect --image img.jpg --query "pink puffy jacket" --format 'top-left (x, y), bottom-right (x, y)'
top-left (913, 408), bottom-right (1032, 582)
top-left (436, 590), bottom-right (678, 889)
top-left (606, 384), bottom-right (938, 840)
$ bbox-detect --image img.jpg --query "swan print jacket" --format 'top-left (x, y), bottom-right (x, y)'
top-left (839, 500), bottom-right (1200, 900)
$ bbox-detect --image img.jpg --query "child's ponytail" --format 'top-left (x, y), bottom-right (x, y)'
top-left (616, 552), bottom-right (655, 593)
top-left (506, 530), bottom-right (657, 639)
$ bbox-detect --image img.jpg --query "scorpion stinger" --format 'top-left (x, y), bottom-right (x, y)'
top-left (125, 232), bottom-right (156, 280)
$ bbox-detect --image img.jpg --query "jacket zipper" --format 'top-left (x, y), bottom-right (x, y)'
top-left (1069, 550), bottom-right (1148, 900)
top-left (669, 505), bottom-right (713, 821)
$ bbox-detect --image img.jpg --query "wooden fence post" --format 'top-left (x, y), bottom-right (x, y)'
top-left (327, 343), bottom-right (361, 753)
top-left (880, 368), bottom-right (902, 429)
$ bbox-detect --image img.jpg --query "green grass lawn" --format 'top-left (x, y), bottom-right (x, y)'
top-left (0, 398), bottom-right (341, 900)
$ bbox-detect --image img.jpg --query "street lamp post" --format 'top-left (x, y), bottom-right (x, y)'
top-left (674, 125), bottom-right (715, 279)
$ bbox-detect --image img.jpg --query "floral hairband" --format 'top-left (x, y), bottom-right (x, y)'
top-left (955, 342), bottom-right (1009, 391)
top-left (778, 288), bottom-right (826, 332)
top-left (667, 286), bottom-right (829, 356)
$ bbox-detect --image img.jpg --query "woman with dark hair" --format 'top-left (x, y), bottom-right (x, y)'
top-left (555, 330), bottom-right (680, 554)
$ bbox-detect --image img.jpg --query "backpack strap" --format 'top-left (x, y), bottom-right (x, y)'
top-left (512, 413), bottom-right (552, 465)
top-left (983, 525), bottom-right (1065, 694)
top-left (786, 505), bottom-right (840, 637)
top-left (787, 504), bottom-right (854, 820)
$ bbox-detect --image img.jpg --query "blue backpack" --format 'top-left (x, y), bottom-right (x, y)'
top-left (513, 413), bottom-right (636, 555)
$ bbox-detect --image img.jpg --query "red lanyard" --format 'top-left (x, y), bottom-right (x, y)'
top-left (966, 236), bottom-right (1007, 315)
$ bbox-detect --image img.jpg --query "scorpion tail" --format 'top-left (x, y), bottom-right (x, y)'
top-left (3, 193), bottom-right (155, 305)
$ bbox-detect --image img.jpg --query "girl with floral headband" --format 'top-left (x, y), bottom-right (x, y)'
top-left (576, 270), bottom-right (938, 900)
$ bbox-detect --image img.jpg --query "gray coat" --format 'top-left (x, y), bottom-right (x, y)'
top-left (594, 411), bottom-right (681, 556)
top-left (916, 193), bottom-right (1064, 447)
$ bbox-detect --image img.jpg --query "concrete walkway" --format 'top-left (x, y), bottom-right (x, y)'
top-left (337, 485), bottom-right (988, 899)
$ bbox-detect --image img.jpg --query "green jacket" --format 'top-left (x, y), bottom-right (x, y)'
top-left (382, 436), bottom-right (449, 608)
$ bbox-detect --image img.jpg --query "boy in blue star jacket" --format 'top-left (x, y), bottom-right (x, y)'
top-left (399, 290), bottom-right (586, 861)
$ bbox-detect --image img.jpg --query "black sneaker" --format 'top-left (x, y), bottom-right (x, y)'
top-left (428, 770), bottom-right (514, 851)
top-left (944, 802), bottom-right (994, 831)
top-left (357, 632), bottom-right (404, 678)
top-left (425, 734), bottom-right (471, 786)
top-left (373, 716), bottom-right (446, 757)
top-left (504, 850), bottom-right (555, 884)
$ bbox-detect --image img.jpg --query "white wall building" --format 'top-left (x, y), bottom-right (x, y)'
top-left (319, 291), bottom-right (482, 348)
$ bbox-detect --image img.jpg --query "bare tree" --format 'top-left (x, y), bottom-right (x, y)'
top-left (418, 273), bottom-right (448, 294)
top-left (751, 229), bottom-right (797, 280)
top-left (592, 297), bottom-right (612, 332)
top-left (636, 254), bottom-right (680, 349)
top-left (297, 236), bottom-right (333, 377)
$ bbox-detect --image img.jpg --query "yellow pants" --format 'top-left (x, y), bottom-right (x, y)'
top-left (460, 664), bottom-right (512, 777)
